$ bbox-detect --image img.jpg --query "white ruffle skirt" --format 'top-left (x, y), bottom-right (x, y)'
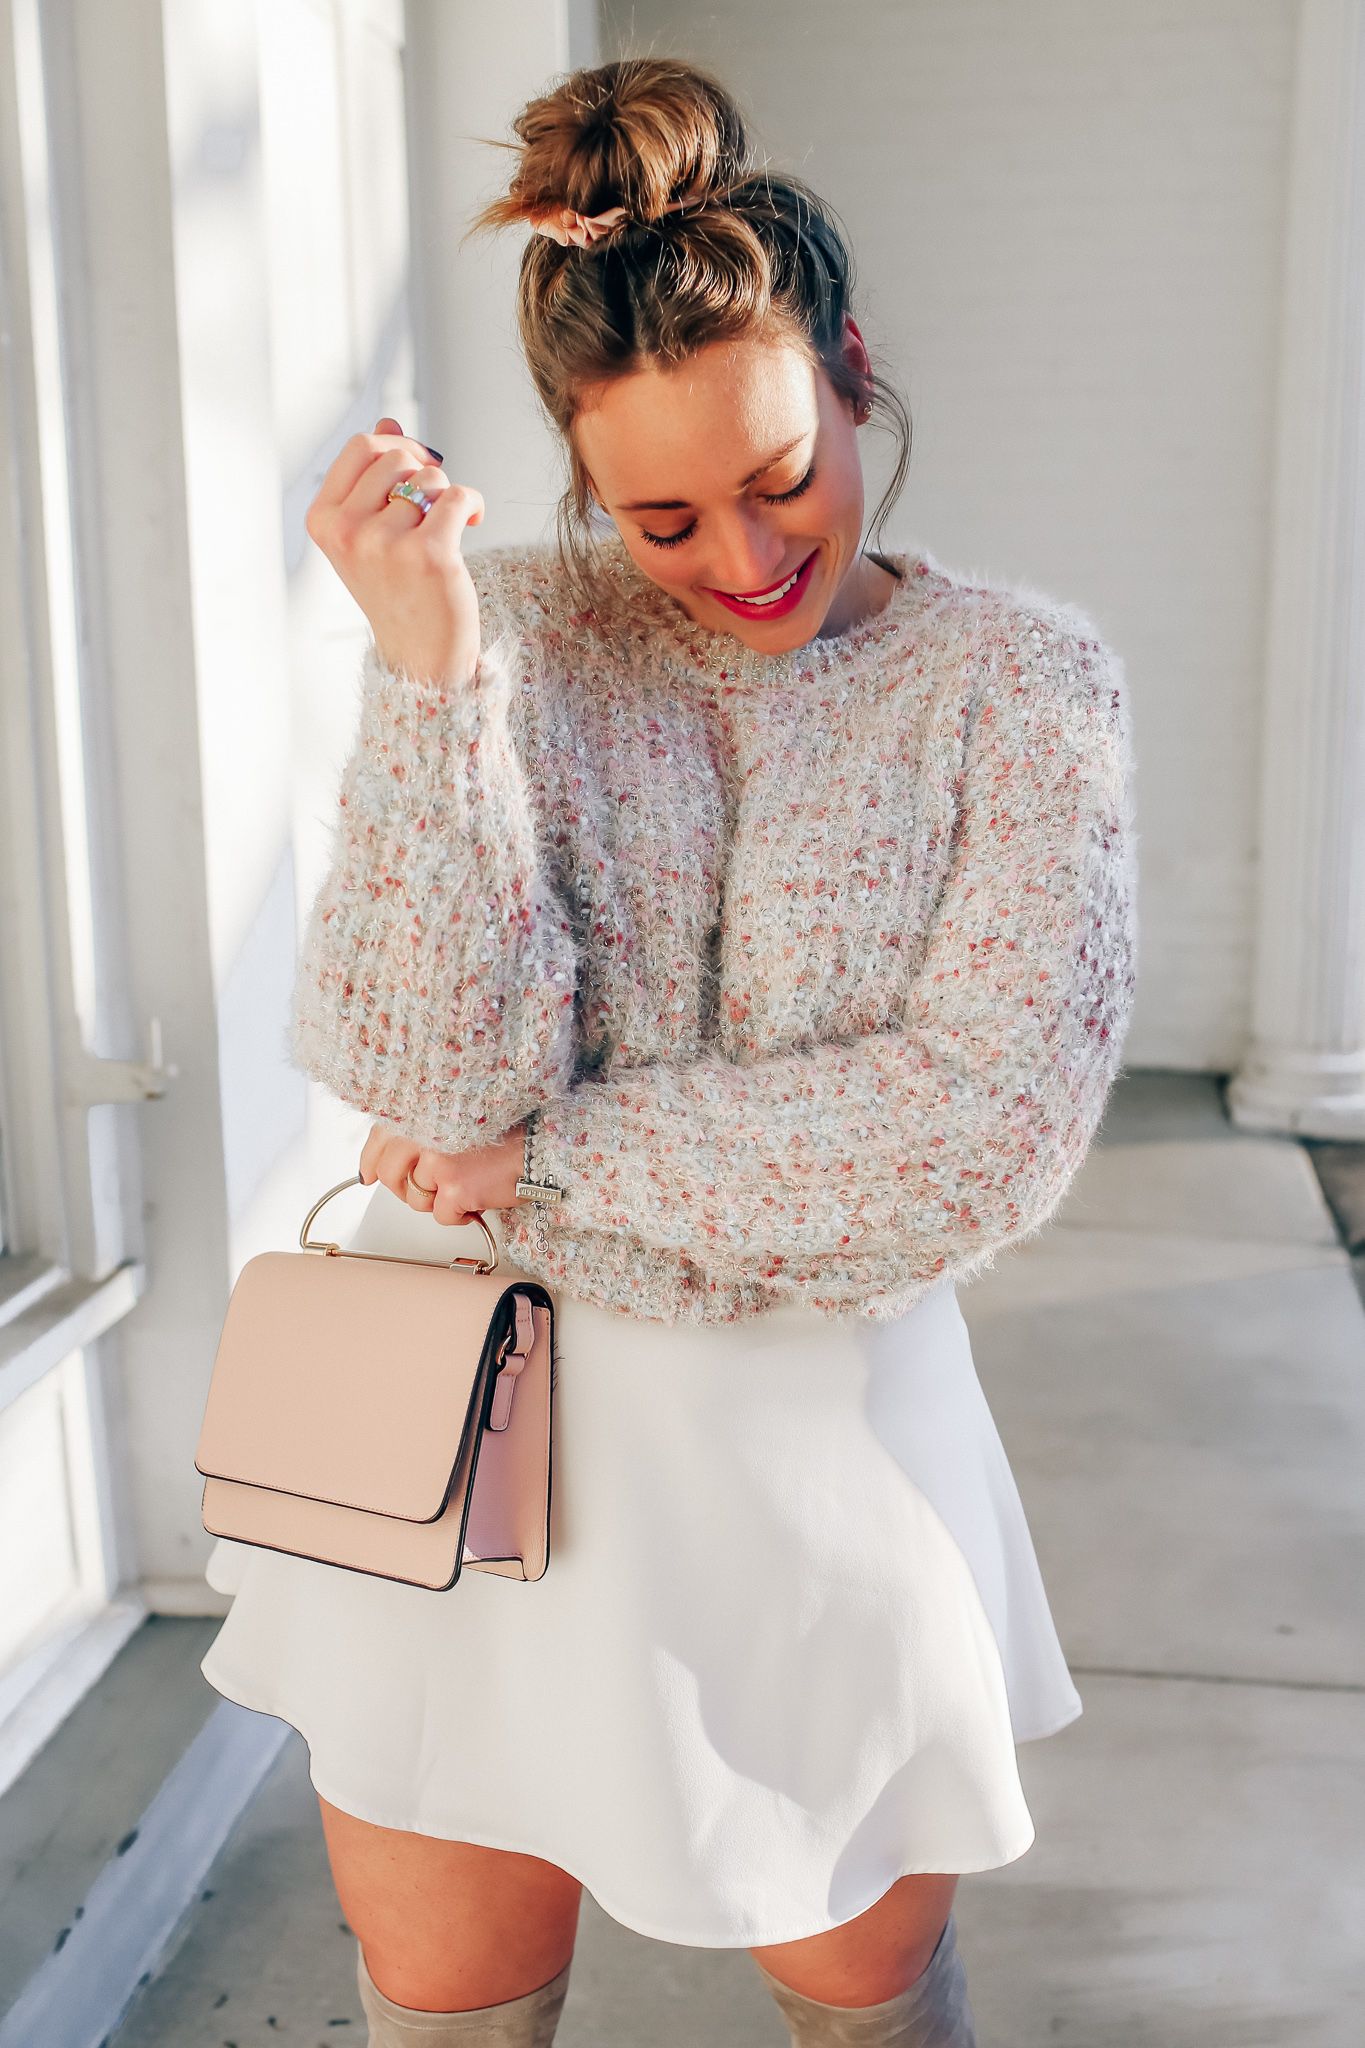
top-left (202, 1193), bottom-right (1080, 1948)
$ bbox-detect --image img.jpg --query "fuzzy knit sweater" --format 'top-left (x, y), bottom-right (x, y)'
top-left (293, 544), bottom-right (1134, 1324)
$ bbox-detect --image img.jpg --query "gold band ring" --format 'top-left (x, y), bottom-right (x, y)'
top-left (406, 1173), bottom-right (438, 1199)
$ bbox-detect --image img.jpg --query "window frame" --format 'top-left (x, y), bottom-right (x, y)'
top-left (0, 0), bottom-right (157, 1788)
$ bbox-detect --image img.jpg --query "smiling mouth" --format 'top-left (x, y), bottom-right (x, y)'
top-left (704, 550), bottom-right (819, 620)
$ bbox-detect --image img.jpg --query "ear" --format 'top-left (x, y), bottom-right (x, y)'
top-left (841, 317), bottom-right (873, 382)
top-left (581, 473), bottom-right (618, 534)
top-left (574, 450), bottom-right (602, 510)
top-left (840, 318), bottom-right (875, 424)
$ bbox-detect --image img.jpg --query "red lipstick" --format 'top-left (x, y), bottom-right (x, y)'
top-left (703, 549), bottom-right (819, 622)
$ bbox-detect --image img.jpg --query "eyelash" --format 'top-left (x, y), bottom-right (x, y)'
top-left (641, 523), bottom-right (696, 551)
top-left (639, 465), bottom-right (817, 549)
top-left (763, 465), bottom-right (816, 506)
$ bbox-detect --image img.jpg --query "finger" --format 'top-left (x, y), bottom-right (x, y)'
top-left (312, 432), bottom-right (409, 512)
top-left (343, 446), bottom-right (442, 520)
top-left (405, 1147), bottom-right (443, 1212)
top-left (431, 1184), bottom-right (471, 1227)
top-left (312, 431), bottom-right (435, 515)
top-left (375, 1140), bottom-right (421, 1202)
top-left (376, 418), bottom-right (444, 464)
top-left (423, 481), bottom-right (485, 542)
top-left (382, 464), bottom-right (452, 524)
top-left (359, 1123), bottom-right (389, 1184)
top-left (416, 1149), bottom-right (471, 1228)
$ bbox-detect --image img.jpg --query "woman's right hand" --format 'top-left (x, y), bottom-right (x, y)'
top-left (305, 417), bottom-right (485, 685)
top-left (360, 1122), bottom-right (525, 1227)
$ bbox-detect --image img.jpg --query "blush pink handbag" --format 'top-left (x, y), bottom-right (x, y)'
top-left (195, 1175), bottom-right (553, 1589)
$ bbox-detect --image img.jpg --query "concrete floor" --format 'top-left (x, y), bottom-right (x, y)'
top-left (106, 1074), bottom-right (1365, 2045)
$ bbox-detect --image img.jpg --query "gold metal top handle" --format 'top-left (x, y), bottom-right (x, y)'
top-left (299, 1174), bottom-right (499, 1275)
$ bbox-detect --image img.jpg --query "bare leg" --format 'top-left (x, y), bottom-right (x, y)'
top-left (319, 1797), bottom-right (582, 2013)
top-left (751, 1874), bottom-right (959, 2006)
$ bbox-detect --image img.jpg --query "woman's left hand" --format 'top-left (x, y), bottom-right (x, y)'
top-left (360, 1123), bottom-right (524, 1225)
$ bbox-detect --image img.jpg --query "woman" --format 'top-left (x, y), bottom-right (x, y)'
top-left (203, 58), bottom-right (1133, 2048)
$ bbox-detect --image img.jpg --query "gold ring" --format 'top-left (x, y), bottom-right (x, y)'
top-left (406, 1173), bottom-right (437, 1199)
top-left (388, 479), bottom-right (435, 516)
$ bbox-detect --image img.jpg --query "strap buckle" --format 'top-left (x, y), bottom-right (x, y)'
top-left (488, 1293), bottom-right (535, 1431)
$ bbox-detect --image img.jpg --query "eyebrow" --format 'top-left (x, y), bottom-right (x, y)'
top-left (617, 433), bottom-right (812, 511)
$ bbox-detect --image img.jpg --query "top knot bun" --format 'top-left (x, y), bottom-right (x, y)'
top-left (480, 59), bottom-right (750, 231)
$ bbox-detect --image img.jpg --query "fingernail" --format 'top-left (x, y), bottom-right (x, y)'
top-left (424, 445), bottom-right (444, 464)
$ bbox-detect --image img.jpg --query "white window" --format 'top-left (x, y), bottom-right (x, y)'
top-left (0, 0), bottom-right (181, 1790)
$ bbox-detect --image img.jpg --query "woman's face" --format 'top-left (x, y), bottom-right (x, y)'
top-left (574, 332), bottom-right (875, 652)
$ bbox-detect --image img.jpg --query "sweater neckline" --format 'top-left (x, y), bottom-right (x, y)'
top-left (605, 543), bottom-right (926, 683)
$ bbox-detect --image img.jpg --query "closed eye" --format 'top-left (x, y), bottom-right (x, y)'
top-left (640, 520), bottom-right (697, 550)
top-left (761, 465), bottom-right (815, 505)
top-left (639, 462), bottom-right (813, 544)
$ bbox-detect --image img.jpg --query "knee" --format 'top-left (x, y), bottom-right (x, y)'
top-left (755, 1911), bottom-right (975, 2046)
top-left (750, 1873), bottom-right (958, 2007)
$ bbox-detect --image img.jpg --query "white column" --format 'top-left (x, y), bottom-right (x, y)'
top-left (1230, 0), bottom-right (1365, 1138)
top-left (30, 0), bottom-right (235, 1602)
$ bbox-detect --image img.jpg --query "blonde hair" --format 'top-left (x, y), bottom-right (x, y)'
top-left (476, 59), bottom-right (910, 582)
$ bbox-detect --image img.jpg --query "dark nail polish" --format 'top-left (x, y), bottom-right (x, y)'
top-left (424, 445), bottom-right (444, 465)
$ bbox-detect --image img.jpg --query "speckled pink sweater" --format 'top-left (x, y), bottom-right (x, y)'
top-left (293, 545), bottom-right (1134, 1323)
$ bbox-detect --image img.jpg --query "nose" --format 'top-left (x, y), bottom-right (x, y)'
top-left (705, 503), bottom-right (787, 594)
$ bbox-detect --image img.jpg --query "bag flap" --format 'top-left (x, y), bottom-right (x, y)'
top-left (196, 1251), bottom-right (516, 1522)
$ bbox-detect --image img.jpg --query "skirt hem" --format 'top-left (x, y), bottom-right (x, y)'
top-left (1015, 1694), bottom-right (1083, 1744)
top-left (201, 1655), bottom-right (1037, 1950)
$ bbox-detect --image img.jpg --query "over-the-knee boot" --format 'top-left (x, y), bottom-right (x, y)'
top-left (357, 1948), bottom-right (570, 2046)
top-left (756, 1915), bottom-right (977, 2047)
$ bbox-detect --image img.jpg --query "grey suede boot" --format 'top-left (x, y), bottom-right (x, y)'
top-left (357, 1948), bottom-right (570, 2046)
top-left (756, 1916), bottom-right (977, 2047)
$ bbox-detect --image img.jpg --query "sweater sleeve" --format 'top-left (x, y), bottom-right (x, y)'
top-left (532, 624), bottom-right (1133, 1286)
top-left (291, 640), bottom-right (577, 1151)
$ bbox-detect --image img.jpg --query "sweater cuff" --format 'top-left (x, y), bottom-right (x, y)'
top-left (358, 637), bottom-right (514, 752)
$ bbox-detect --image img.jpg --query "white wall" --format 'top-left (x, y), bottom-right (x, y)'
top-left (405, 0), bottom-right (599, 551)
top-left (583, 2), bottom-right (1296, 1071)
top-left (162, 0), bottom-right (300, 1265)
